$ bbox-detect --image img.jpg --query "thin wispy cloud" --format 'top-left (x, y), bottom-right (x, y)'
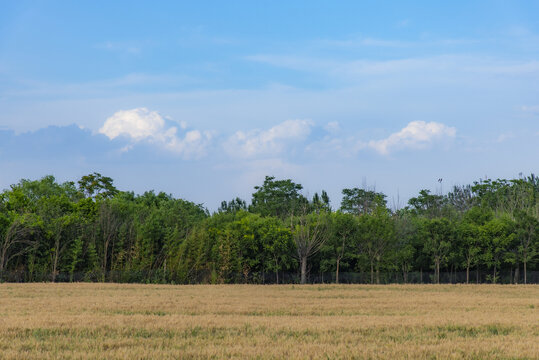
top-left (248, 54), bottom-right (539, 78)
top-left (496, 132), bottom-right (515, 143)
top-left (95, 41), bottom-right (142, 54)
top-left (316, 37), bottom-right (415, 48)
top-left (521, 105), bottom-right (539, 113)
top-left (396, 19), bottom-right (411, 28)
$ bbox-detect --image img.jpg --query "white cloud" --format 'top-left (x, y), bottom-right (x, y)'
top-left (324, 121), bottom-right (340, 133)
top-left (99, 108), bottom-right (211, 158)
top-left (100, 108), bottom-right (165, 141)
top-left (368, 121), bottom-right (456, 155)
top-left (224, 119), bottom-right (313, 158)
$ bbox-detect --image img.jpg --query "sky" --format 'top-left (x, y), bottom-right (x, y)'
top-left (1, 1), bottom-right (538, 210)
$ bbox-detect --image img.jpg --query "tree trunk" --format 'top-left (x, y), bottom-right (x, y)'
top-left (52, 250), bottom-right (58, 282)
top-left (370, 260), bottom-right (374, 284)
top-left (275, 258), bottom-right (279, 284)
top-left (514, 265), bottom-right (519, 285)
top-left (524, 261), bottom-right (527, 285)
top-left (434, 258), bottom-right (440, 284)
top-left (0, 246), bottom-right (6, 273)
top-left (300, 256), bottom-right (307, 284)
top-left (102, 235), bottom-right (112, 282)
top-left (335, 258), bottom-right (340, 284)
top-left (402, 265), bottom-right (408, 284)
top-left (103, 245), bottom-right (108, 280)
top-left (466, 259), bottom-right (470, 284)
top-left (52, 234), bottom-right (62, 282)
top-left (376, 261), bottom-right (380, 285)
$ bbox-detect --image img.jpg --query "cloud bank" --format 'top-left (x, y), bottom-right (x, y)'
top-left (98, 110), bottom-right (456, 159)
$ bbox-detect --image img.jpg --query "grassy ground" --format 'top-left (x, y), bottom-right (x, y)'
top-left (0, 284), bottom-right (537, 359)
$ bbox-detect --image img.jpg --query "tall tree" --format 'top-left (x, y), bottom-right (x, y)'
top-left (0, 212), bottom-right (41, 275)
top-left (392, 212), bottom-right (419, 283)
top-left (514, 210), bottom-right (538, 284)
top-left (481, 217), bottom-right (515, 283)
top-left (78, 173), bottom-right (118, 199)
top-left (322, 212), bottom-right (357, 284)
top-left (218, 197), bottom-right (247, 214)
top-left (250, 176), bottom-right (307, 219)
top-left (408, 190), bottom-right (445, 218)
top-left (291, 211), bottom-right (329, 284)
top-left (341, 188), bottom-right (387, 216)
top-left (37, 195), bottom-right (79, 281)
top-left (357, 208), bottom-right (395, 284)
top-left (423, 218), bottom-right (454, 284)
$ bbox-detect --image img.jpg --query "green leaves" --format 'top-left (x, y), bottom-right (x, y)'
top-left (0, 172), bottom-right (538, 284)
top-left (78, 172), bottom-right (118, 200)
top-left (250, 176), bottom-right (307, 219)
top-left (341, 188), bottom-right (387, 216)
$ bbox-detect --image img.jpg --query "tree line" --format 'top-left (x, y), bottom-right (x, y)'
top-left (0, 173), bottom-right (537, 284)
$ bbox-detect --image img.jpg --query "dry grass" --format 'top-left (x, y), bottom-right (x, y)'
top-left (0, 283), bottom-right (537, 359)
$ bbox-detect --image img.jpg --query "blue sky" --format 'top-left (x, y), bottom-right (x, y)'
top-left (1, 1), bottom-right (538, 209)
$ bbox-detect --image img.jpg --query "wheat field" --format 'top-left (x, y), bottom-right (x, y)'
top-left (0, 283), bottom-right (537, 359)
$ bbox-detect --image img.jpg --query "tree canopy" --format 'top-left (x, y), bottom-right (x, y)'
top-left (0, 173), bottom-right (537, 284)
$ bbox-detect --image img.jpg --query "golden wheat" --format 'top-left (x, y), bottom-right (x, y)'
top-left (0, 283), bottom-right (537, 359)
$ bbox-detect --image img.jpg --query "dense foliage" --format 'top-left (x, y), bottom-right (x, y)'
top-left (1, 173), bottom-right (537, 284)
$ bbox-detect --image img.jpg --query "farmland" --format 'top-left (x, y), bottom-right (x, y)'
top-left (0, 284), bottom-right (537, 359)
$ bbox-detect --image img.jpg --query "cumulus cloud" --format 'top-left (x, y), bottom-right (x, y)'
top-left (368, 121), bottom-right (456, 155)
top-left (99, 108), bottom-right (211, 158)
top-left (224, 119), bottom-right (313, 158)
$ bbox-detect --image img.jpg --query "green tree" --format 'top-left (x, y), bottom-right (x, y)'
top-left (459, 206), bottom-right (492, 283)
top-left (291, 212), bottom-right (329, 284)
top-left (78, 172), bottom-right (118, 199)
top-left (408, 190), bottom-right (445, 218)
top-left (259, 217), bottom-right (294, 284)
top-left (423, 218), bottom-right (454, 284)
top-left (357, 208), bottom-right (395, 284)
top-left (514, 210), bottom-right (537, 284)
top-left (312, 191), bottom-right (331, 213)
top-left (250, 176), bottom-right (307, 219)
top-left (341, 188), bottom-right (386, 216)
top-left (481, 217), bottom-right (515, 283)
top-left (218, 197), bottom-right (247, 214)
top-left (322, 212), bottom-right (357, 283)
top-left (37, 194), bottom-right (80, 282)
top-left (0, 212), bottom-right (41, 275)
top-left (392, 213), bottom-right (419, 283)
